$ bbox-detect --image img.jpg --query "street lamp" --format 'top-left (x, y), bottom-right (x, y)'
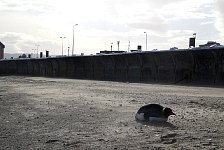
top-left (128, 40), bottom-right (130, 52)
top-left (68, 47), bottom-right (70, 56)
top-left (111, 43), bottom-right (113, 51)
top-left (72, 24), bottom-right (78, 56)
top-left (117, 41), bottom-right (120, 51)
top-left (60, 37), bottom-right (66, 56)
top-left (193, 33), bottom-right (196, 38)
top-left (144, 32), bottom-right (148, 51)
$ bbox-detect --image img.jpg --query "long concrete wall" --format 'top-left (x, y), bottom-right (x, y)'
top-left (1, 48), bottom-right (224, 86)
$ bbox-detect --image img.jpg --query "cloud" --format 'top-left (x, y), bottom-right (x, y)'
top-left (0, 32), bottom-right (30, 53)
top-left (214, 0), bottom-right (224, 38)
top-left (0, 32), bottom-right (60, 54)
top-left (0, 0), bottom-right (222, 55)
top-left (128, 21), bottom-right (167, 36)
top-left (0, 0), bottom-right (53, 15)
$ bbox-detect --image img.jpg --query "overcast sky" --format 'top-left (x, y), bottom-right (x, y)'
top-left (0, 0), bottom-right (223, 55)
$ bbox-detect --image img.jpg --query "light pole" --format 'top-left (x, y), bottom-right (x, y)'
top-left (128, 40), bottom-right (130, 52)
top-left (144, 32), bottom-right (147, 51)
top-left (60, 37), bottom-right (66, 56)
top-left (111, 43), bottom-right (113, 51)
top-left (32, 49), bottom-right (36, 58)
top-left (117, 41), bottom-right (120, 51)
top-left (72, 24), bottom-right (78, 56)
top-left (35, 44), bottom-right (40, 58)
top-left (193, 33), bottom-right (196, 38)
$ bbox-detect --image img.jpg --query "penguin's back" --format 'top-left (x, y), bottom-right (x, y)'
top-left (135, 104), bottom-right (166, 121)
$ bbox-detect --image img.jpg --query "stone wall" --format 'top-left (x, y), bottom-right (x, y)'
top-left (1, 48), bottom-right (224, 86)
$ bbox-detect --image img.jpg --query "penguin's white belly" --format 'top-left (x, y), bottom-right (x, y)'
top-left (135, 113), bottom-right (145, 121)
top-left (135, 113), bottom-right (167, 122)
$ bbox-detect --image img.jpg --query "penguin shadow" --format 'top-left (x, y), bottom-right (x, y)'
top-left (136, 120), bottom-right (178, 129)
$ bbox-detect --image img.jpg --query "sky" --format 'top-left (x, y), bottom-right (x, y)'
top-left (0, 0), bottom-right (223, 56)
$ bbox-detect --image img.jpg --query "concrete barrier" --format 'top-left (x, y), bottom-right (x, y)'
top-left (126, 53), bottom-right (142, 82)
top-left (190, 50), bottom-right (217, 85)
top-left (171, 51), bottom-right (194, 84)
top-left (72, 57), bottom-right (90, 79)
top-left (83, 56), bottom-right (94, 79)
top-left (153, 51), bottom-right (176, 83)
top-left (58, 58), bottom-right (67, 77)
top-left (103, 55), bottom-right (115, 81)
top-left (0, 60), bottom-right (8, 74)
top-left (39, 59), bottom-right (47, 76)
top-left (1, 48), bottom-right (224, 86)
top-left (19, 60), bottom-right (29, 75)
top-left (50, 58), bottom-right (59, 77)
top-left (66, 57), bottom-right (76, 78)
top-left (113, 55), bottom-right (128, 81)
top-left (2, 60), bottom-right (17, 75)
top-left (44, 59), bottom-right (53, 77)
top-left (140, 52), bottom-right (157, 83)
top-left (92, 56), bottom-right (105, 80)
top-left (212, 49), bottom-right (224, 85)
top-left (27, 60), bottom-right (34, 75)
top-left (33, 59), bottom-right (41, 76)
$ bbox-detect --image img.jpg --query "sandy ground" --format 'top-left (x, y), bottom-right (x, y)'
top-left (0, 76), bottom-right (224, 150)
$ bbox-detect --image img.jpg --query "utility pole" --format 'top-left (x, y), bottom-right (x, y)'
top-left (117, 41), bottom-right (120, 51)
top-left (144, 32), bottom-right (148, 51)
top-left (111, 43), bottom-right (113, 51)
top-left (32, 49), bottom-right (36, 58)
top-left (128, 40), bottom-right (130, 52)
top-left (60, 37), bottom-right (66, 56)
top-left (72, 24), bottom-right (78, 56)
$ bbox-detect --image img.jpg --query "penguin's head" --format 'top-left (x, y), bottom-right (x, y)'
top-left (163, 107), bottom-right (176, 118)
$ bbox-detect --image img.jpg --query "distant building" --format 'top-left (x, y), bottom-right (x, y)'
top-left (98, 50), bottom-right (126, 55)
top-left (199, 41), bottom-right (222, 48)
top-left (19, 54), bottom-right (27, 58)
top-left (0, 42), bottom-right (5, 59)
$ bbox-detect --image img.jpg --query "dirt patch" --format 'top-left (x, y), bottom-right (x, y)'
top-left (0, 76), bottom-right (224, 149)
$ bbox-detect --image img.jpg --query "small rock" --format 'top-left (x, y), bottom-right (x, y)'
top-left (121, 122), bottom-right (128, 126)
top-left (64, 140), bottom-right (83, 146)
top-left (115, 130), bottom-right (119, 133)
top-left (162, 139), bottom-right (177, 144)
top-left (98, 138), bottom-right (108, 142)
top-left (202, 142), bottom-right (212, 146)
top-left (46, 139), bottom-right (60, 144)
top-left (162, 133), bottom-right (178, 139)
top-left (130, 100), bottom-right (137, 103)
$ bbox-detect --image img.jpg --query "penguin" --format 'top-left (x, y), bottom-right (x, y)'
top-left (135, 104), bottom-right (176, 122)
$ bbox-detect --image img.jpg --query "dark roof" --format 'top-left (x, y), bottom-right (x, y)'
top-left (0, 42), bottom-right (5, 48)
